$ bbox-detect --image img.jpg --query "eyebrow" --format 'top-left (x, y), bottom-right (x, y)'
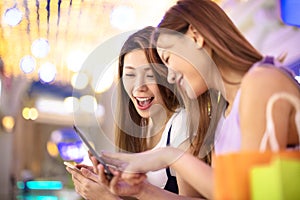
top-left (124, 66), bottom-right (135, 69)
top-left (124, 66), bottom-right (152, 71)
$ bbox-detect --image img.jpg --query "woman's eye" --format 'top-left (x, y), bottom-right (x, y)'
top-left (125, 73), bottom-right (135, 77)
top-left (146, 74), bottom-right (154, 78)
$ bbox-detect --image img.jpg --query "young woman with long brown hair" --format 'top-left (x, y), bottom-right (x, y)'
top-left (101, 0), bottom-right (300, 199)
top-left (66, 26), bottom-right (216, 199)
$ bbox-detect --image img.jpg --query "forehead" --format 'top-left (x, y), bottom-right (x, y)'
top-left (157, 33), bottom-right (179, 49)
top-left (123, 50), bottom-right (152, 70)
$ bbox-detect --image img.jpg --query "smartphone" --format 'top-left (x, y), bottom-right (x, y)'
top-left (73, 125), bottom-right (113, 181)
top-left (64, 161), bottom-right (82, 174)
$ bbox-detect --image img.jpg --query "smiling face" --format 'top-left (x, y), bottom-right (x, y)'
top-left (122, 50), bottom-right (166, 119)
top-left (157, 32), bottom-right (209, 100)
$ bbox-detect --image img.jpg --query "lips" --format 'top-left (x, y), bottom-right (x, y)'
top-left (135, 97), bottom-right (154, 110)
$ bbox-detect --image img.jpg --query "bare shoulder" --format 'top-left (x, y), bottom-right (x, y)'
top-left (239, 66), bottom-right (299, 150)
top-left (241, 66), bottom-right (299, 98)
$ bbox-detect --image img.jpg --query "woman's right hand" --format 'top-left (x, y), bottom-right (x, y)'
top-left (101, 147), bottom-right (184, 184)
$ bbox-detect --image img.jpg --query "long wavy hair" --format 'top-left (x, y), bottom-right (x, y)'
top-left (115, 26), bottom-right (179, 153)
top-left (153, 0), bottom-right (263, 163)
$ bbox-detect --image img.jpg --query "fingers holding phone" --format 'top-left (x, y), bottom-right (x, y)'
top-left (64, 161), bottom-right (82, 174)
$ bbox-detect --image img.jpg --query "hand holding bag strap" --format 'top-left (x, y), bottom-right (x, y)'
top-left (260, 92), bottom-right (300, 152)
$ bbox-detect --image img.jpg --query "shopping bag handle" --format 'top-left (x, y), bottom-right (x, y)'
top-left (260, 92), bottom-right (300, 152)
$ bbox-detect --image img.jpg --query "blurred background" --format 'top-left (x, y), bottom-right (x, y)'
top-left (0, 0), bottom-right (299, 199)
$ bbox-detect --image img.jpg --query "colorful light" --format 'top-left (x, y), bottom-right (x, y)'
top-left (110, 6), bottom-right (136, 30)
top-left (16, 181), bottom-right (63, 190)
top-left (67, 50), bottom-right (87, 72)
top-left (280, 0), bottom-right (300, 27)
top-left (47, 141), bottom-right (59, 157)
top-left (3, 7), bottom-right (22, 26)
top-left (22, 107), bottom-right (39, 120)
top-left (93, 63), bottom-right (117, 93)
top-left (71, 72), bottom-right (89, 90)
top-left (2, 116), bottom-right (15, 132)
top-left (31, 38), bottom-right (50, 58)
top-left (20, 55), bottom-right (36, 74)
top-left (79, 95), bottom-right (97, 113)
top-left (57, 141), bottom-right (86, 162)
top-left (39, 62), bottom-right (56, 83)
top-left (63, 96), bottom-right (79, 113)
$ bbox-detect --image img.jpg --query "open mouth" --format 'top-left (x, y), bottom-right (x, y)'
top-left (135, 97), bottom-right (154, 110)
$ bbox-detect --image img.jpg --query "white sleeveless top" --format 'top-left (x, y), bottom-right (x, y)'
top-left (146, 108), bottom-right (189, 188)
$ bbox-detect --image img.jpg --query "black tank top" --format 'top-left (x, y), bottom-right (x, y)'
top-left (163, 125), bottom-right (179, 194)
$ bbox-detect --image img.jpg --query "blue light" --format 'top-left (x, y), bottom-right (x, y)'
top-left (26, 181), bottom-right (63, 190)
top-left (57, 140), bottom-right (85, 162)
top-left (36, 196), bottom-right (58, 200)
top-left (280, 0), bottom-right (300, 27)
top-left (16, 195), bottom-right (58, 200)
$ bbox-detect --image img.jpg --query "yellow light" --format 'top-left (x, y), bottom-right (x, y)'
top-left (47, 141), bottom-right (59, 157)
top-left (22, 107), bottom-right (39, 120)
top-left (64, 97), bottom-right (79, 113)
top-left (22, 107), bottom-right (30, 120)
top-left (71, 72), bottom-right (89, 90)
top-left (93, 63), bottom-right (117, 94)
top-left (30, 108), bottom-right (39, 120)
top-left (2, 116), bottom-right (15, 132)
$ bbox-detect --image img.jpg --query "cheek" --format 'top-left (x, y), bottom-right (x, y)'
top-left (122, 79), bottom-right (133, 95)
top-left (193, 75), bottom-right (207, 96)
top-left (148, 85), bottom-right (162, 100)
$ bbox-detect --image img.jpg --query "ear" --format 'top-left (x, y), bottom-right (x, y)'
top-left (187, 24), bottom-right (204, 48)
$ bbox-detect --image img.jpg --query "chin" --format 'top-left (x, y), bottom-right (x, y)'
top-left (137, 110), bottom-right (150, 119)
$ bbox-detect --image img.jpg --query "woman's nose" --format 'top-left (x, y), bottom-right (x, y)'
top-left (167, 68), bottom-right (176, 84)
top-left (133, 75), bottom-right (148, 92)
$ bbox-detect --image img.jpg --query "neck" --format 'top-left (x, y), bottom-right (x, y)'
top-left (146, 110), bottom-right (173, 149)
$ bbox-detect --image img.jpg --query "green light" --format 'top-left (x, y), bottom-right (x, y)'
top-left (16, 181), bottom-right (25, 189)
top-left (26, 181), bottom-right (63, 190)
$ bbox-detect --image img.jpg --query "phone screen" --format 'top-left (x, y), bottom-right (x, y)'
top-left (64, 161), bottom-right (82, 174)
top-left (73, 125), bottom-right (113, 180)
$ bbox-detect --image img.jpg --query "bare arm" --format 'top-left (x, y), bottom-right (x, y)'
top-left (240, 67), bottom-right (300, 150)
top-left (102, 147), bottom-right (213, 199)
top-left (137, 181), bottom-right (207, 200)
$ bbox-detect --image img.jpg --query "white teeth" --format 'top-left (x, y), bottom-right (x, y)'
top-left (136, 97), bottom-right (151, 101)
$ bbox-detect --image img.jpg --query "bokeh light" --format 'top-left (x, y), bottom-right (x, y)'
top-left (39, 62), bottom-right (56, 83)
top-left (110, 6), bottom-right (136, 30)
top-left (2, 116), bottom-right (15, 132)
top-left (22, 107), bottom-right (30, 120)
top-left (31, 38), bottom-right (50, 58)
top-left (3, 7), bottom-right (22, 26)
top-left (22, 107), bottom-right (39, 120)
top-left (79, 95), bottom-right (97, 113)
top-left (20, 55), bottom-right (36, 74)
top-left (67, 50), bottom-right (87, 72)
top-left (64, 96), bottom-right (80, 113)
top-left (47, 141), bottom-right (59, 157)
top-left (71, 72), bottom-right (89, 90)
top-left (93, 63), bottom-right (117, 93)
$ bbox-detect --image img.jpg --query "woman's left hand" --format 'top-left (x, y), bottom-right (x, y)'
top-left (66, 164), bottom-right (145, 199)
top-left (66, 165), bottom-right (117, 200)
